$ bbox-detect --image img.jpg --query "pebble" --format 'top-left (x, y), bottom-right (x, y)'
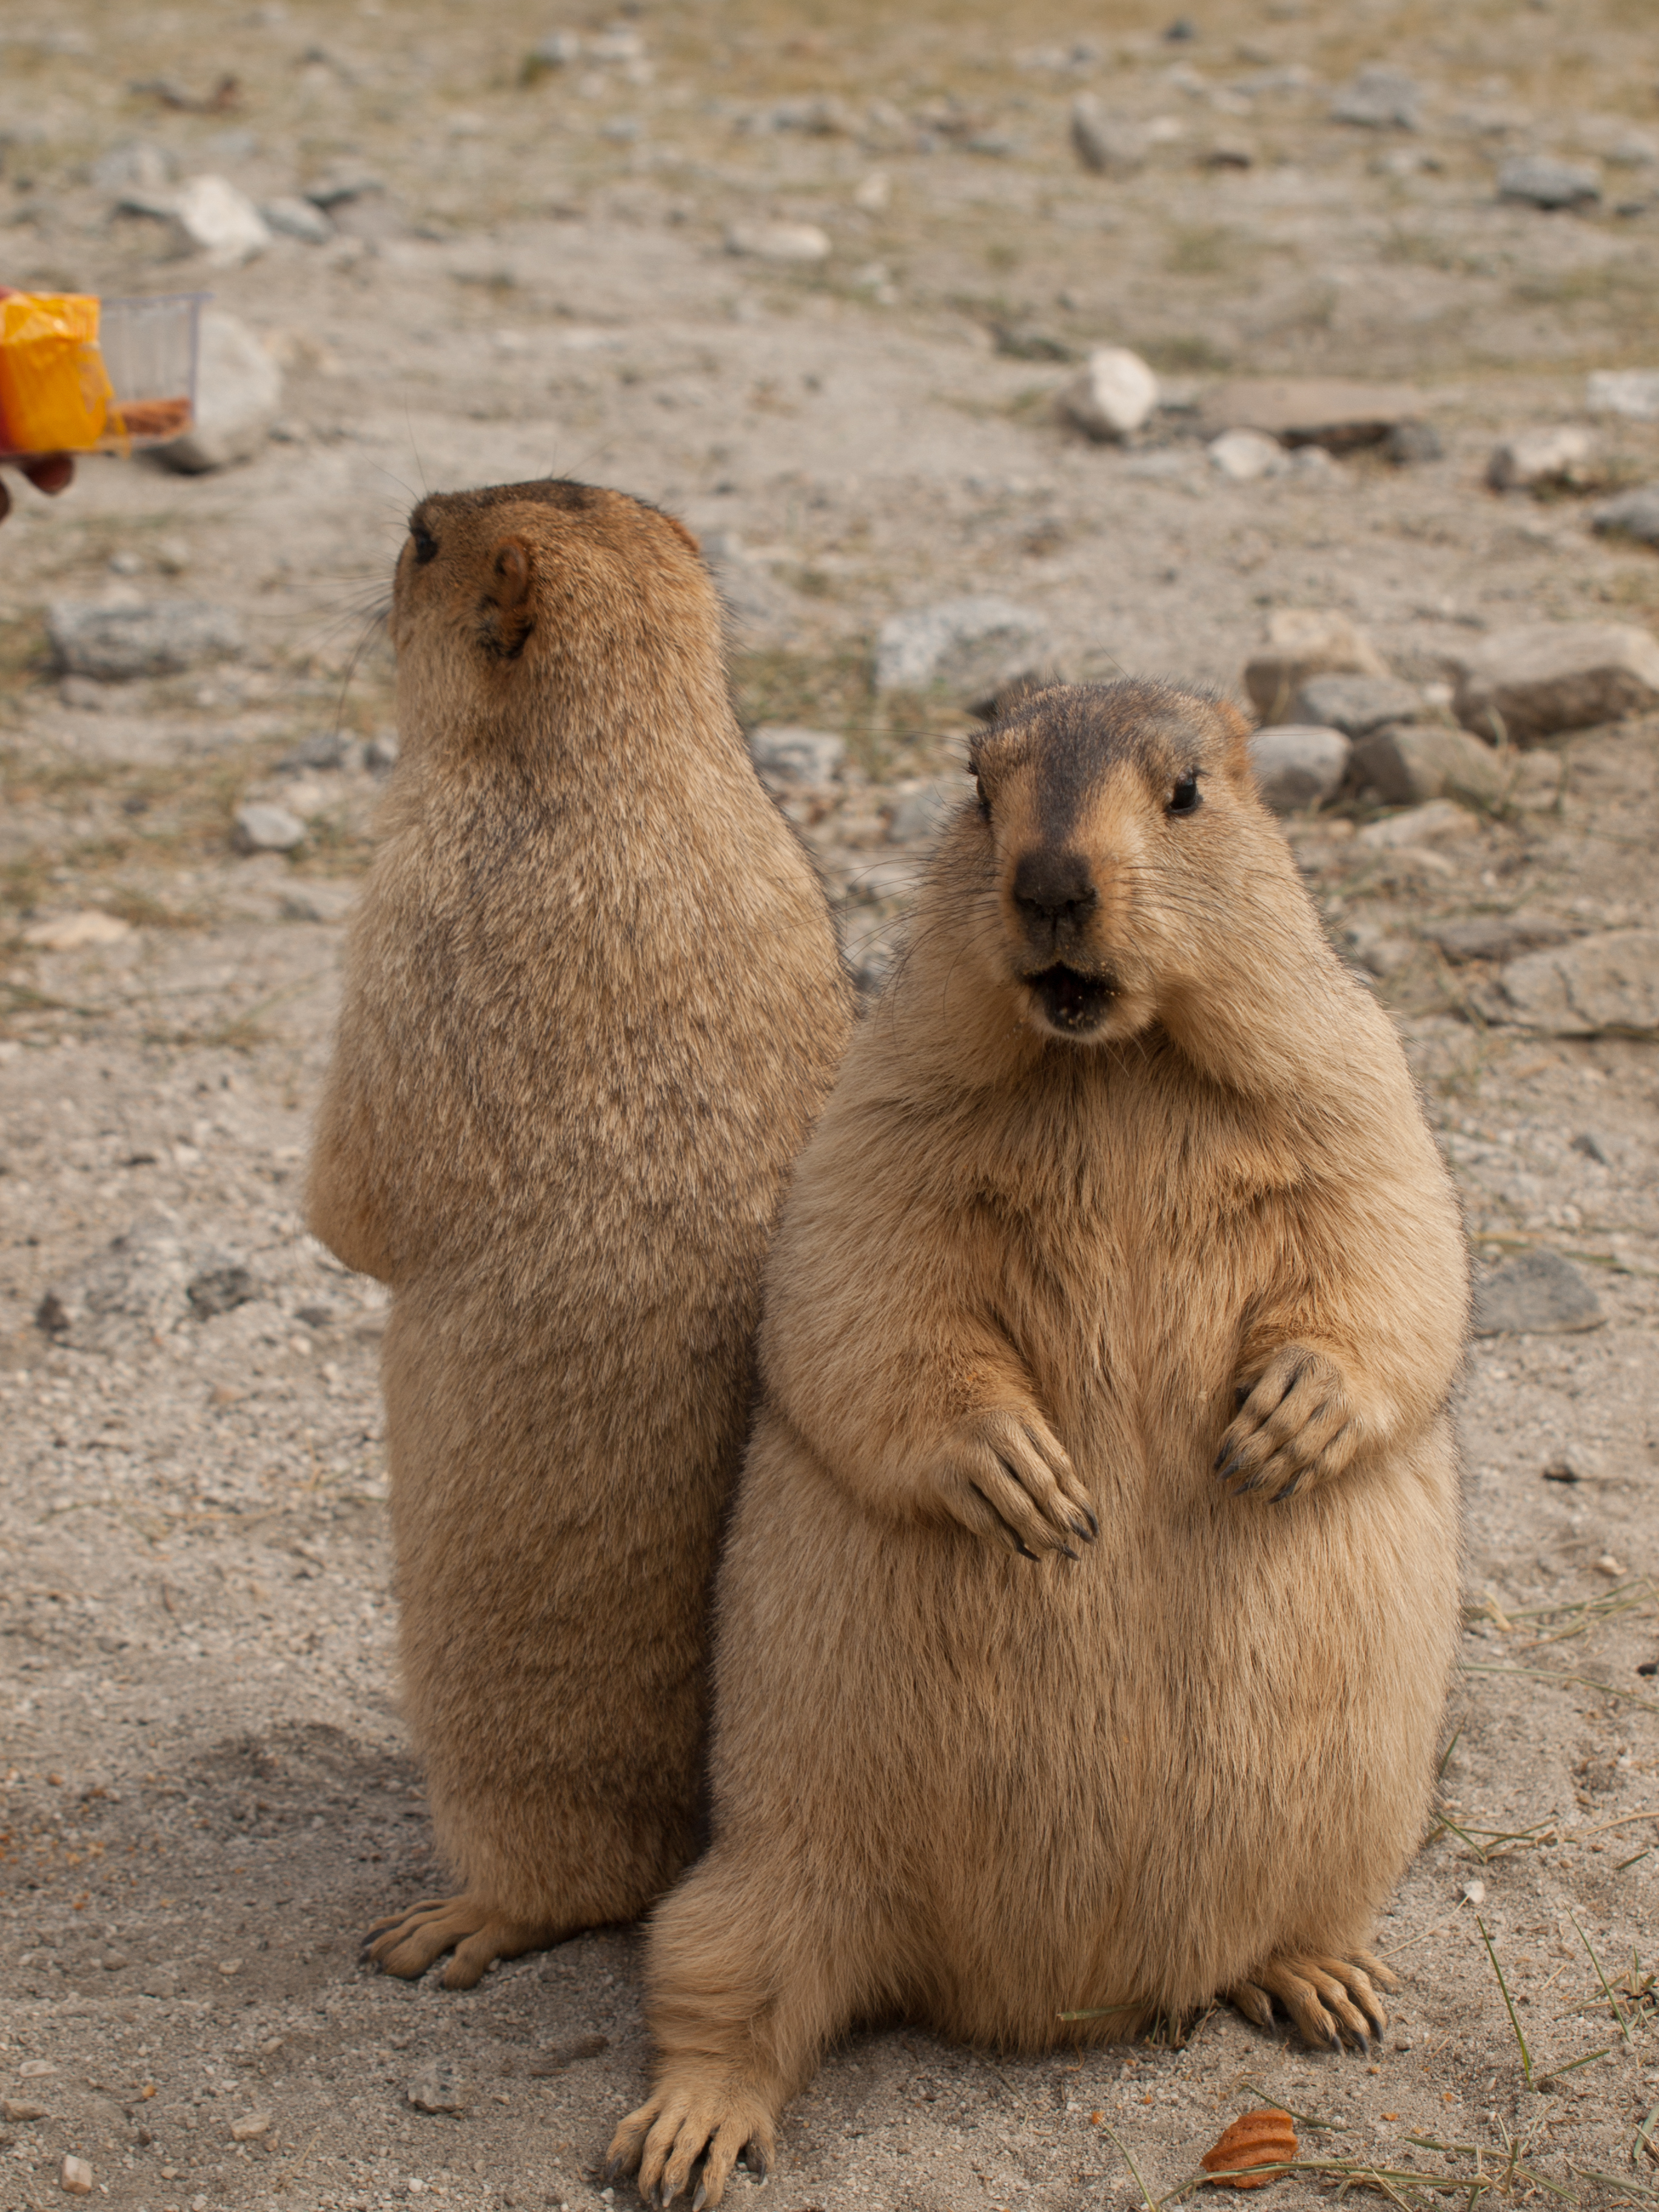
top-left (45, 600), bottom-right (244, 681)
top-left (153, 307), bottom-right (284, 474)
top-left (873, 595), bottom-right (1051, 704)
top-left (1291, 674), bottom-right (1423, 736)
top-left (1590, 486), bottom-right (1659, 548)
top-left (1498, 154), bottom-right (1601, 209)
top-left (1244, 609), bottom-right (1389, 723)
top-left (261, 193), bottom-right (333, 243)
top-left (1247, 724), bottom-right (1350, 813)
top-left (232, 802), bottom-right (306, 854)
top-left (1498, 928), bottom-right (1659, 1037)
top-left (21, 910), bottom-right (135, 952)
top-left (1207, 428), bottom-right (1284, 481)
top-left (59, 2156), bottom-right (93, 2196)
top-left (747, 725), bottom-right (845, 789)
top-left (1586, 368), bottom-right (1659, 421)
top-left (1330, 67), bottom-right (1423, 130)
top-left (1355, 800), bottom-right (1480, 850)
top-left (229, 2111), bottom-right (272, 2141)
top-left (1199, 377), bottom-right (1426, 452)
top-left (1461, 1879), bottom-right (1486, 1905)
top-left (169, 173), bottom-right (273, 265)
top-left (1, 2099), bottom-right (47, 2122)
top-left (1452, 622), bottom-right (1659, 742)
top-left (1385, 419), bottom-right (1443, 465)
top-left (1069, 95), bottom-right (1145, 174)
top-left (1061, 346), bottom-right (1159, 440)
top-left (724, 221), bottom-right (830, 263)
top-left (1472, 1248), bottom-right (1603, 1336)
top-left (1487, 425), bottom-right (1594, 491)
top-left (366, 732), bottom-right (401, 774)
top-left (1352, 725), bottom-right (1508, 811)
top-left (406, 2070), bottom-right (466, 2116)
top-left (92, 139), bottom-right (173, 192)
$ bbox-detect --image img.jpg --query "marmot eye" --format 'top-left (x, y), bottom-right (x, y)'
top-left (411, 526), bottom-right (438, 566)
top-left (974, 776), bottom-right (991, 821)
top-left (1168, 774), bottom-right (1202, 816)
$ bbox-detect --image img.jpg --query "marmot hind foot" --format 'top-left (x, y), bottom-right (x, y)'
top-left (1225, 1949), bottom-right (1398, 2054)
top-left (606, 2071), bottom-right (776, 2210)
top-left (362, 1892), bottom-right (558, 1989)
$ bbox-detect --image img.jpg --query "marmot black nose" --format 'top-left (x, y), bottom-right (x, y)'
top-left (1012, 850), bottom-right (1098, 929)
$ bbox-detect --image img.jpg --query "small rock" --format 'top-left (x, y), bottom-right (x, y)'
top-left (153, 307), bottom-right (283, 474)
top-left (1, 2099), bottom-right (47, 2122)
top-left (886, 777), bottom-right (968, 843)
top-left (1594, 1553), bottom-right (1624, 1577)
top-left (1207, 428), bottom-right (1284, 481)
top-left (1291, 673), bottom-right (1423, 736)
top-left (724, 221), bottom-right (830, 264)
top-left (59, 2156), bottom-right (93, 2196)
top-left (1487, 425), bottom-right (1594, 491)
top-left (747, 725), bottom-right (845, 789)
top-left (1247, 724), bottom-right (1350, 813)
top-left (1243, 608), bottom-right (1389, 723)
top-left (1342, 922), bottom-right (1415, 977)
top-left (92, 139), bottom-right (173, 192)
top-left (232, 802), bottom-right (306, 854)
top-left (1586, 369), bottom-right (1659, 422)
top-left (406, 2070), bottom-right (466, 2117)
top-left (1070, 95), bottom-right (1145, 174)
top-left (101, 1951), bottom-right (129, 1970)
top-left (1498, 928), bottom-right (1659, 1037)
top-left (229, 2112), bottom-right (272, 2142)
top-left (525, 2034), bottom-right (610, 2077)
top-left (1590, 486), bottom-right (1659, 548)
top-left (1461, 1879), bottom-right (1486, 1905)
top-left (216, 1957), bottom-right (243, 1976)
top-left (45, 600), bottom-right (244, 680)
top-left (1352, 725), bottom-right (1509, 810)
top-left (1424, 911), bottom-right (1572, 963)
top-left (1386, 419), bottom-right (1442, 465)
top-left (1569, 1133), bottom-right (1606, 1164)
top-left (277, 729), bottom-right (352, 774)
top-left (527, 29), bottom-right (581, 70)
top-left (1331, 67), bottom-right (1422, 130)
top-left (1061, 346), bottom-right (1159, 440)
top-left (279, 881), bottom-right (357, 923)
top-left (17, 2063), bottom-right (57, 2079)
top-left (874, 596), bottom-right (1051, 702)
top-left (1199, 377), bottom-right (1426, 451)
top-left (261, 193), bottom-right (332, 243)
top-left (187, 1264), bottom-right (256, 1317)
top-left (1452, 622), bottom-right (1659, 742)
top-left (170, 173), bottom-right (272, 265)
top-left (1472, 1248), bottom-right (1603, 1336)
top-left (364, 732), bottom-right (400, 774)
top-left (1498, 154), bottom-right (1600, 209)
top-left (303, 167), bottom-right (384, 210)
top-left (21, 910), bottom-right (134, 952)
top-left (1544, 1441), bottom-right (1601, 1480)
top-left (1355, 800), bottom-right (1480, 851)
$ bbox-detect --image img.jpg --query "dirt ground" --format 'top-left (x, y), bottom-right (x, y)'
top-left (2, 2), bottom-right (1658, 2208)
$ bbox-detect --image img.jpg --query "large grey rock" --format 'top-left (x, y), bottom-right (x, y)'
top-left (1452, 623), bottom-right (1659, 742)
top-left (45, 599), bottom-right (243, 680)
top-left (1351, 723), bottom-right (1509, 810)
top-left (1497, 929), bottom-right (1659, 1037)
top-left (874, 596), bottom-right (1050, 702)
top-left (1061, 346), bottom-right (1159, 440)
top-left (1487, 425), bottom-right (1594, 491)
top-left (1330, 67), bottom-right (1421, 130)
top-left (1247, 724), bottom-right (1350, 813)
top-left (1425, 912), bottom-right (1575, 964)
top-left (1070, 95), bottom-right (1145, 174)
top-left (1587, 369), bottom-right (1659, 422)
top-left (1243, 608), bottom-right (1389, 723)
top-left (152, 307), bottom-right (283, 474)
top-left (1498, 155), bottom-right (1600, 210)
top-left (1290, 673), bottom-right (1422, 736)
top-left (1199, 378), bottom-right (1426, 451)
top-left (233, 802), bottom-right (306, 854)
top-left (1591, 486), bottom-right (1659, 548)
top-left (748, 725), bottom-right (845, 789)
top-left (1472, 1249), bottom-right (1602, 1336)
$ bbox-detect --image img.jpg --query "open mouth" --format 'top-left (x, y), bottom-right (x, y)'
top-left (1026, 964), bottom-right (1118, 1035)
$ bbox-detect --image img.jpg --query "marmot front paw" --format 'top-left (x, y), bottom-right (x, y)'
top-left (936, 1407), bottom-right (1098, 1559)
top-left (1214, 1345), bottom-right (1358, 1503)
top-left (606, 2073), bottom-right (776, 2210)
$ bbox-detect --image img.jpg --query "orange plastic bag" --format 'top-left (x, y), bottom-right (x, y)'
top-left (0, 292), bottom-right (115, 457)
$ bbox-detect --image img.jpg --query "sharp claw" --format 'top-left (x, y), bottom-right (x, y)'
top-left (1070, 1514), bottom-right (1095, 1542)
top-left (745, 2146), bottom-right (769, 2180)
top-left (1214, 1451), bottom-right (1244, 1480)
top-left (1326, 2029), bottom-right (1343, 2056)
top-left (692, 2187), bottom-right (707, 2212)
top-left (1059, 1543), bottom-right (1080, 1562)
top-left (602, 2157), bottom-right (624, 2187)
top-left (1014, 1537), bottom-right (1039, 1561)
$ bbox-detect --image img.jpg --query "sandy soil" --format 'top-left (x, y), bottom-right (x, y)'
top-left (1, 2), bottom-right (1657, 2209)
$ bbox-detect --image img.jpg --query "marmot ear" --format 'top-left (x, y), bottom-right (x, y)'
top-left (1215, 699), bottom-right (1255, 782)
top-left (479, 535), bottom-right (535, 660)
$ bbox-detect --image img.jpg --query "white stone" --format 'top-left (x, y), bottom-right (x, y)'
top-left (748, 725), bottom-right (845, 789)
top-left (261, 193), bottom-right (332, 243)
top-left (1247, 724), bottom-right (1350, 813)
top-left (1486, 426), bottom-right (1593, 491)
top-left (1355, 800), bottom-right (1480, 850)
top-left (1587, 369), bottom-right (1659, 421)
top-left (233, 803), bottom-right (306, 854)
top-left (724, 222), bottom-right (830, 264)
top-left (1452, 623), bottom-right (1659, 742)
top-left (1207, 428), bottom-right (1284, 481)
top-left (59, 2156), bottom-right (93, 2196)
top-left (1061, 346), bottom-right (1159, 441)
top-left (1070, 95), bottom-right (1145, 174)
top-left (874, 596), bottom-right (1050, 700)
top-left (153, 308), bottom-right (283, 474)
top-left (22, 910), bottom-right (133, 951)
top-left (229, 2111), bottom-right (272, 2142)
top-left (170, 173), bottom-right (272, 266)
top-left (1243, 609), bottom-right (1389, 723)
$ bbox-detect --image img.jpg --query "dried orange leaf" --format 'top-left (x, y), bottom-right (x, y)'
top-left (1199, 2108), bottom-right (1299, 2189)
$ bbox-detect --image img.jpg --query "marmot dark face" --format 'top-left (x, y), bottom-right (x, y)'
top-left (963, 680), bottom-right (1259, 1046)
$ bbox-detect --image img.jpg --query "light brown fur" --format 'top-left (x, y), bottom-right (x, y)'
top-left (306, 478), bottom-right (851, 1989)
top-left (608, 680), bottom-right (1467, 2207)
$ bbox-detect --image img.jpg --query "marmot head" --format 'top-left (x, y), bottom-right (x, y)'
top-left (954, 680), bottom-right (1283, 1048)
top-left (387, 478), bottom-right (713, 754)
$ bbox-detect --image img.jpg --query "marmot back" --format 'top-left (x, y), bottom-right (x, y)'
top-left (609, 680), bottom-right (1467, 2208)
top-left (309, 478), bottom-right (852, 1988)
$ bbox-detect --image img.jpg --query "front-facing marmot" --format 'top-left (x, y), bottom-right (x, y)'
top-left (307, 479), bottom-right (851, 1989)
top-left (609, 680), bottom-right (1467, 2206)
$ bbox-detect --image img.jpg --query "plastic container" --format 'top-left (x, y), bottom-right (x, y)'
top-left (0, 290), bottom-right (203, 458)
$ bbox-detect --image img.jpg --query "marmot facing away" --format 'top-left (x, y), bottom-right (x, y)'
top-left (608, 680), bottom-right (1467, 2206)
top-left (307, 479), bottom-right (852, 1989)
